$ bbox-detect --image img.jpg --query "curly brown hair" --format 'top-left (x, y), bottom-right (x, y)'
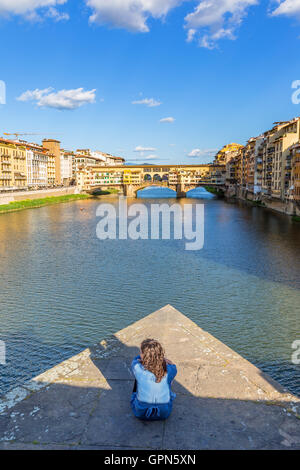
top-left (140, 339), bottom-right (167, 383)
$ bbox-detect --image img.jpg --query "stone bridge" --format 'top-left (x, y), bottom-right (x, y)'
top-left (122, 182), bottom-right (224, 197)
top-left (81, 164), bottom-right (226, 198)
top-left (88, 182), bottom-right (224, 198)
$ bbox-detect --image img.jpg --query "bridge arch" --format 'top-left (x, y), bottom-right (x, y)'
top-left (135, 183), bottom-right (177, 198)
top-left (153, 174), bottom-right (162, 182)
top-left (144, 174), bottom-right (152, 182)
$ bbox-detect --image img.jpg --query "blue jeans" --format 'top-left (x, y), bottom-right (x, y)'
top-left (130, 392), bottom-right (174, 421)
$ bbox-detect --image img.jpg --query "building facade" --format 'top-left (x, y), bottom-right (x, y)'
top-left (77, 164), bottom-right (226, 191)
top-left (291, 143), bottom-right (300, 202)
top-left (26, 143), bottom-right (48, 189)
top-left (0, 139), bottom-right (27, 190)
top-left (60, 151), bottom-right (74, 186)
top-left (42, 139), bottom-right (62, 185)
top-left (47, 153), bottom-right (56, 187)
top-left (214, 143), bottom-right (244, 165)
top-left (221, 117), bottom-right (300, 214)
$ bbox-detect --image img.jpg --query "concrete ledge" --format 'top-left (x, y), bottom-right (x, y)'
top-left (0, 305), bottom-right (299, 450)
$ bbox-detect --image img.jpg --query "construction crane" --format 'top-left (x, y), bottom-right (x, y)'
top-left (3, 132), bottom-right (43, 141)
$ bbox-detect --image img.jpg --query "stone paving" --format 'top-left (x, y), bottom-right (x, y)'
top-left (0, 305), bottom-right (299, 450)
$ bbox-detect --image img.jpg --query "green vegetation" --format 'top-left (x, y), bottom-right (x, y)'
top-left (246, 199), bottom-right (265, 207)
top-left (0, 194), bottom-right (91, 214)
top-left (90, 188), bottom-right (120, 196)
top-left (204, 186), bottom-right (225, 198)
top-left (292, 215), bottom-right (300, 223)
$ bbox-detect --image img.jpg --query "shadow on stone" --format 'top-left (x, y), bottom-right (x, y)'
top-left (0, 305), bottom-right (299, 450)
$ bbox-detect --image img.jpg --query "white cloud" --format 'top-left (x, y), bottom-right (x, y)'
top-left (134, 146), bottom-right (157, 152)
top-left (86, 0), bottom-right (183, 32)
top-left (271, 0), bottom-right (300, 18)
top-left (160, 117), bottom-right (175, 123)
top-left (46, 6), bottom-right (69, 21)
top-left (17, 87), bottom-right (96, 110)
top-left (132, 97), bottom-right (162, 107)
top-left (0, 0), bottom-right (260, 49)
top-left (17, 87), bottom-right (53, 101)
top-left (0, 1), bottom-right (69, 21)
top-left (187, 28), bottom-right (196, 42)
top-left (185, 0), bottom-right (258, 49)
top-left (188, 148), bottom-right (218, 158)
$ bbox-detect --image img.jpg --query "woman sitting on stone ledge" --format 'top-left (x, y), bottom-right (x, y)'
top-left (130, 338), bottom-right (177, 421)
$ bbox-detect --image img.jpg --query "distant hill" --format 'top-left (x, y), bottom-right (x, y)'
top-left (124, 162), bottom-right (153, 166)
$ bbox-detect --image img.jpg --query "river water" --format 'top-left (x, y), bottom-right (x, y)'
top-left (0, 187), bottom-right (299, 396)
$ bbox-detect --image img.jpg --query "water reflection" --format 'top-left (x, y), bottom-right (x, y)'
top-left (0, 194), bottom-right (299, 396)
top-left (137, 186), bottom-right (177, 199)
top-left (137, 186), bottom-right (215, 200)
top-left (186, 187), bottom-right (215, 199)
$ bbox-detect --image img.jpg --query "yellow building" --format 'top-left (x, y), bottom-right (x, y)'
top-left (0, 138), bottom-right (27, 190)
top-left (123, 169), bottom-right (141, 185)
top-left (215, 143), bottom-right (244, 165)
top-left (0, 140), bottom-right (12, 189)
top-left (47, 153), bottom-right (56, 187)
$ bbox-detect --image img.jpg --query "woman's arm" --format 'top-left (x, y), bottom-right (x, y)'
top-left (167, 363), bottom-right (177, 383)
top-left (131, 355), bottom-right (142, 376)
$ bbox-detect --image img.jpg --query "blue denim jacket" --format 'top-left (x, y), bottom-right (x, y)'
top-left (130, 355), bottom-right (177, 420)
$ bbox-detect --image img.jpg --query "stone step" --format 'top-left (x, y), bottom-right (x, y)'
top-left (0, 305), bottom-right (299, 450)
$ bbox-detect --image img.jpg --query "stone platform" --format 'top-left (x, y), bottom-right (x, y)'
top-left (0, 305), bottom-right (299, 450)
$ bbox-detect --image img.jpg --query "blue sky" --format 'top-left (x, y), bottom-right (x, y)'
top-left (1, 0), bottom-right (300, 164)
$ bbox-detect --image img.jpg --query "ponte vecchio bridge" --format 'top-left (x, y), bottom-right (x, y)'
top-left (78, 164), bottom-right (226, 197)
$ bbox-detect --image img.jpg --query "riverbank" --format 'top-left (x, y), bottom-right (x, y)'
top-left (224, 187), bottom-right (300, 219)
top-left (0, 194), bottom-right (91, 214)
top-left (0, 187), bottom-right (121, 214)
top-left (90, 188), bottom-right (120, 196)
top-left (204, 186), bottom-right (225, 198)
top-left (0, 186), bottom-right (79, 206)
top-left (0, 305), bottom-right (299, 450)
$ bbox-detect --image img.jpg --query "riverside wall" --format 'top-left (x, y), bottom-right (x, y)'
top-left (0, 187), bottom-right (80, 206)
top-left (225, 187), bottom-right (300, 217)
